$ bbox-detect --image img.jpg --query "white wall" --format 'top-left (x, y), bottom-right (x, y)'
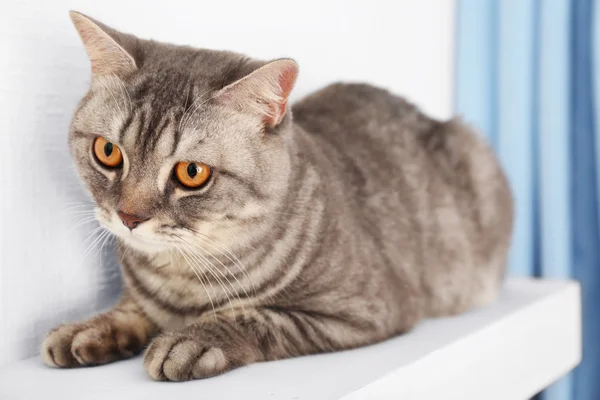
top-left (0, 0), bottom-right (455, 366)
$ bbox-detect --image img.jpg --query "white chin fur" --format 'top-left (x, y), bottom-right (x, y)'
top-left (94, 209), bottom-right (169, 255)
top-left (119, 235), bottom-right (169, 255)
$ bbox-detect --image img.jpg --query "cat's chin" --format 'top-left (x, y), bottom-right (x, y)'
top-left (118, 235), bottom-right (171, 255)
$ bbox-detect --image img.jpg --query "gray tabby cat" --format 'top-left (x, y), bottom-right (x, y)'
top-left (42, 11), bottom-right (513, 381)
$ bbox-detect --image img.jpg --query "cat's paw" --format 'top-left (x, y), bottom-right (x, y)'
top-left (42, 319), bottom-right (144, 368)
top-left (144, 332), bottom-right (230, 381)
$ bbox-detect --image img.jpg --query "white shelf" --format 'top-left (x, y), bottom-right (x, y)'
top-left (0, 278), bottom-right (581, 400)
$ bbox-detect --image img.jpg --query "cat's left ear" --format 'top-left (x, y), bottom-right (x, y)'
top-left (69, 11), bottom-right (137, 77)
top-left (215, 59), bottom-right (299, 128)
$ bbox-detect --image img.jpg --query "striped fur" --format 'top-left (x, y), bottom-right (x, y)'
top-left (42, 12), bottom-right (514, 381)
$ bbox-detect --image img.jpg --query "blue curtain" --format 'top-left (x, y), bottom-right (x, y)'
top-left (456, 1), bottom-right (600, 399)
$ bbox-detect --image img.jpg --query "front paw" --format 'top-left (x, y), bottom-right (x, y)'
top-left (144, 332), bottom-right (236, 381)
top-left (42, 319), bottom-right (144, 368)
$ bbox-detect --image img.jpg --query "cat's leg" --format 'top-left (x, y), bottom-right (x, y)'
top-left (42, 293), bottom-right (157, 368)
top-left (144, 307), bottom-right (377, 381)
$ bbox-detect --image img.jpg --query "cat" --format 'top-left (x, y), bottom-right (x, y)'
top-left (41, 11), bottom-right (513, 381)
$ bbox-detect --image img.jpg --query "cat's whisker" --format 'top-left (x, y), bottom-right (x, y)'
top-left (178, 86), bottom-right (216, 134)
top-left (177, 86), bottom-right (193, 134)
top-left (85, 229), bottom-right (111, 260)
top-left (62, 204), bottom-right (95, 211)
top-left (188, 229), bottom-right (255, 295)
top-left (63, 212), bottom-right (96, 222)
top-left (179, 93), bottom-right (202, 133)
top-left (63, 200), bottom-right (94, 206)
top-left (180, 86), bottom-right (218, 133)
top-left (111, 72), bottom-right (133, 113)
top-left (96, 75), bottom-right (124, 117)
top-left (179, 236), bottom-right (247, 317)
top-left (65, 216), bottom-right (99, 235)
top-left (174, 245), bottom-right (218, 322)
top-left (77, 224), bottom-right (104, 243)
top-left (63, 207), bottom-right (95, 215)
top-left (188, 235), bottom-right (252, 300)
top-left (97, 229), bottom-right (114, 265)
top-left (66, 209), bottom-right (95, 217)
top-left (177, 239), bottom-right (239, 321)
top-left (179, 241), bottom-right (235, 299)
top-left (65, 210), bottom-right (97, 218)
top-left (64, 206), bottom-right (95, 212)
top-left (117, 239), bottom-right (132, 262)
top-left (81, 228), bottom-right (111, 261)
top-left (167, 249), bottom-right (177, 269)
top-left (182, 95), bottom-right (216, 133)
top-left (179, 245), bottom-right (220, 304)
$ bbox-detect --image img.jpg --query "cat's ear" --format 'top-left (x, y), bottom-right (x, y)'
top-left (215, 59), bottom-right (299, 128)
top-left (69, 11), bottom-right (136, 77)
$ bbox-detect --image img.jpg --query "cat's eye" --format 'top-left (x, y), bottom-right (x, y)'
top-left (93, 137), bottom-right (123, 168)
top-left (174, 161), bottom-right (212, 189)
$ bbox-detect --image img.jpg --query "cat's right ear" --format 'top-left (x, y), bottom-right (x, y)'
top-left (214, 59), bottom-right (299, 128)
top-left (69, 11), bottom-right (136, 77)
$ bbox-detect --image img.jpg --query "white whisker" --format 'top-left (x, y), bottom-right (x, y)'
top-left (174, 245), bottom-right (218, 322)
top-left (111, 72), bottom-right (133, 113)
top-left (189, 229), bottom-right (255, 295)
top-left (188, 235), bottom-right (252, 300)
top-left (96, 76), bottom-right (124, 117)
top-left (97, 230), bottom-right (114, 265)
top-left (180, 86), bottom-right (218, 133)
top-left (81, 228), bottom-right (110, 261)
top-left (63, 200), bottom-right (95, 206)
top-left (65, 210), bottom-right (96, 218)
top-left (118, 239), bottom-right (132, 262)
top-left (177, 238), bottom-right (240, 320)
top-left (177, 86), bottom-right (192, 134)
top-left (66, 217), bottom-right (99, 235)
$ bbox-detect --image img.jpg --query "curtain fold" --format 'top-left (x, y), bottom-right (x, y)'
top-left (496, 0), bottom-right (537, 277)
top-left (537, 1), bottom-right (572, 398)
top-left (571, 2), bottom-right (600, 400)
top-left (456, 0), bottom-right (497, 145)
top-left (456, 0), bottom-right (600, 399)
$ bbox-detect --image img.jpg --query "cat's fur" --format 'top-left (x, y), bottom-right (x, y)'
top-left (42, 11), bottom-right (513, 381)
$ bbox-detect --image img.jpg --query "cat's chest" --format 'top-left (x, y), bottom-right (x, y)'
top-left (122, 251), bottom-right (232, 330)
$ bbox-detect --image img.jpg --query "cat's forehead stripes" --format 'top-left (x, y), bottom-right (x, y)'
top-left (118, 113), bottom-right (135, 142)
top-left (117, 106), bottom-right (206, 163)
top-left (141, 113), bottom-right (172, 157)
top-left (112, 74), bottom-right (215, 159)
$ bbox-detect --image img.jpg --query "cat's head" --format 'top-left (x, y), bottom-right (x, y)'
top-left (68, 11), bottom-right (299, 254)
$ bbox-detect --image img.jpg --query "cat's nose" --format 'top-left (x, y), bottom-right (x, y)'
top-left (117, 211), bottom-right (149, 230)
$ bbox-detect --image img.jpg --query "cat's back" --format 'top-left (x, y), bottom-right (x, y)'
top-left (291, 82), bottom-right (441, 214)
top-left (292, 82), bottom-right (436, 149)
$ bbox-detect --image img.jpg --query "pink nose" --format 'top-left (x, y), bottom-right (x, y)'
top-left (117, 211), bottom-right (149, 230)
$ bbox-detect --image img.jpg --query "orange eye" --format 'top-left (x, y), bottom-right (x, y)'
top-left (174, 161), bottom-right (212, 189)
top-left (93, 137), bottom-right (123, 168)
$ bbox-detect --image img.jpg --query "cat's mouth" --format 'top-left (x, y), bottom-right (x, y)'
top-left (94, 208), bottom-right (172, 254)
